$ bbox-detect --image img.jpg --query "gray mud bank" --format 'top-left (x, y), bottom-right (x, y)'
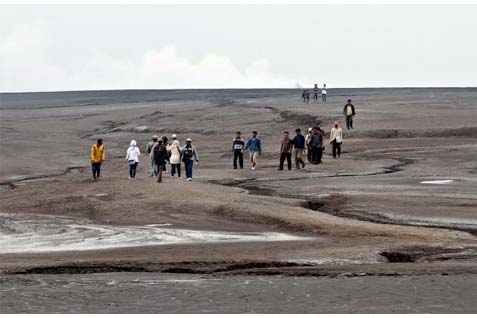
top-left (1, 272), bottom-right (476, 313)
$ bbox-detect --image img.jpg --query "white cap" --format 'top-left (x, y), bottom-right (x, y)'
top-left (186, 138), bottom-right (192, 142)
top-left (172, 134), bottom-right (177, 139)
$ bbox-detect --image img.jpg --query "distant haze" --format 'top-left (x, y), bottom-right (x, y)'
top-left (1, 5), bottom-right (476, 92)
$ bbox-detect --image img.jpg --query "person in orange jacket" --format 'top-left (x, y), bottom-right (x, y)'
top-left (91, 139), bottom-right (105, 181)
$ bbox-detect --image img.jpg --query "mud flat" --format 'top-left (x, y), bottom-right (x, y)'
top-left (0, 88), bottom-right (476, 313)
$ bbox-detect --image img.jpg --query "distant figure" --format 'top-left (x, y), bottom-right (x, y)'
top-left (125, 140), bottom-right (140, 179)
top-left (291, 128), bottom-right (306, 169)
top-left (232, 131), bottom-right (245, 169)
top-left (182, 138), bottom-right (199, 181)
top-left (244, 131), bottom-right (262, 171)
top-left (90, 138), bottom-right (105, 181)
top-left (321, 84), bottom-right (327, 103)
top-left (343, 99), bottom-right (356, 130)
top-left (301, 90), bottom-right (306, 103)
top-left (329, 121), bottom-right (343, 159)
top-left (278, 131), bottom-right (293, 171)
top-left (313, 84), bottom-right (319, 102)
top-left (310, 127), bottom-right (325, 164)
top-left (169, 134), bottom-right (182, 178)
top-left (146, 135), bottom-right (159, 177)
top-left (305, 90), bottom-right (311, 104)
top-left (305, 127), bottom-right (313, 163)
top-left (153, 139), bottom-right (168, 183)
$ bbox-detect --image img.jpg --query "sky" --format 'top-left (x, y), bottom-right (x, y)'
top-left (1, 5), bottom-right (476, 92)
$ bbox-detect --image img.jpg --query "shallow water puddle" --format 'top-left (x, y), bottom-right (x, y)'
top-left (0, 213), bottom-right (313, 254)
top-left (420, 179), bottom-right (454, 185)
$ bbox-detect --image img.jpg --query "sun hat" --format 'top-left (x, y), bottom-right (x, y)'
top-left (186, 138), bottom-right (192, 142)
top-left (172, 134), bottom-right (177, 139)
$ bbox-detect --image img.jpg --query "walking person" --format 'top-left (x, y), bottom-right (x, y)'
top-left (321, 84), bottom-right (327, 103)
top-left (232, 131), bottom-right (245, 169)
top-left (91, 139), bottom-right (105, 181)
top-left (301, 90), bottom-right (306, 103)
top-left (168, 134), bottom-right (182, 178)
top-left (146, 135), bottom-right (159, 177)
top-left (181, 138), bottom-right (199, 181)
top-left (291, 128), bottom-right (306, 169)
top-left (161, 135), bottom-right (169, 174)
top-left (305, 128), bottom-right (313, 163)
top-left (305, 90), bottom-right (310, 104)
top-left (310, 127), bottom-right (325, 164)
top-left (153, 138), bottom-right (168, 183)
top-left (343, 99), bottom-right (356, 130)
top-left (329, 121), bottom-right (343, 159)
top-left (244, 131), bottom-right (262, 170)
top-left (278, 131), bottom-right (293, 171)
top-left (313, 84), bottom-right (319, 103)
top-left (125, 140), bottom-right (140, 179)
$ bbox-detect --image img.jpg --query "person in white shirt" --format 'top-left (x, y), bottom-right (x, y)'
top-left (305, 127), bottom-right (313, 163)
top-left (168, 134), bottom-right (182, 177)
top-left (126, 140), bottom-right (140, 179)
top-left (321, 84), bottom-right (327, 103)
top-left (329, 121), bottom-right (343, 158)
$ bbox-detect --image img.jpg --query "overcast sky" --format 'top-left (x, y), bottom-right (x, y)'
top-left (1, 5), bottom-right (476, 92)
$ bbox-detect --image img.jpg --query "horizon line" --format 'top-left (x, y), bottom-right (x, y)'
top-left (2, 86), bottom-right (477, 94)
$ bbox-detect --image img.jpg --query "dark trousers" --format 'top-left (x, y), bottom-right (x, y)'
top-left (233, 150), bottom-right (243, 169)
top-left (313, 94), bottom-right (318, 101)
top-left (92, 162), bottom-right (101, 179)
top-left (184, 160), bottom-right (194, 178)
top-left (129, 162), bottom-right (138, 178)
top-left (155, 160), bottom-right (165, 183)
top-left (171, 163), bottom-right (181, 177)
top-left (332, 140), bottom-right (342, 158)
top-left (279, 153), bottom-right (292, 170)
top-left (346, 115), bottom-right (354, 129)
top-left (322, 94), bottom-right (327, 102)
top-left (307, 146), bottom-right (312, 163)
top-left (311, 146), bottom-right (323, 164)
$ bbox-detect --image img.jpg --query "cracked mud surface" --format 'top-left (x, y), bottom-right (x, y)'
top-left (0, 88), bottom-right (476, 313)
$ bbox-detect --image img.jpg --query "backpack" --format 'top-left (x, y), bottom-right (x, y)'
top-left (183, 147), bottom-right (194, 160)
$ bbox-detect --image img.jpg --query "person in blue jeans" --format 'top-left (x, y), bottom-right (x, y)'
top-left (244, 131), bottom-right (262, 170)
top-left (181, 138), bottom-right (199, 181)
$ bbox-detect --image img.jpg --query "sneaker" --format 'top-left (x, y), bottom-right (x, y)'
top-left (251, 167), bottom-right (256, 170)
top-left (278, 168), bottom-right (283, 171)
top-left (187, 178), bottom-right (192, 181)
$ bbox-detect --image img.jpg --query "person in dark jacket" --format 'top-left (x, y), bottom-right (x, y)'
top-left (278, 131), bottom-right (293, 171)
top-left (153, 139), bottom-right (169, 183)
top-left (343, 99), bottom-right (356, 130)
top-left (232, 131), bottom-right (245, 169)
top-left (310, 127), bottom-right (325, 164)
top-left (182, 138), bottom-right (199, 181)
top-left (291, 128), bottom-right (306, 169)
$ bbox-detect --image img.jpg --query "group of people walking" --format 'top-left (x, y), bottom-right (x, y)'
top-left (90, 97), bottom-right (356, 181)
top-left (302, 83), bottom-right (327, 104)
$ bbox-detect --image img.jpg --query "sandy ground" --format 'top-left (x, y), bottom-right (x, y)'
top-left (0, 88), bottom-right (476, 313)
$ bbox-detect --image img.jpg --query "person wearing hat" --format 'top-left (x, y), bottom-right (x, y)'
top-left (181, 138), bottom-right (199, 181)
top-left (329, 121), bottom-right (343, 158)
top-left (90, 138), bottom-right (105, 181)
top-left (146, 135), bottom-right (159, 177)
top-left (343, 99), bottom-right (356, 130)
top-left (153, 138), bottom-right (169, 183)
top-left (168, 134), bottom-right (182, 177)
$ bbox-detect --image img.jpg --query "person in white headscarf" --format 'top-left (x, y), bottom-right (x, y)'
top-left (126, 140), bottom-right (140, 179)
